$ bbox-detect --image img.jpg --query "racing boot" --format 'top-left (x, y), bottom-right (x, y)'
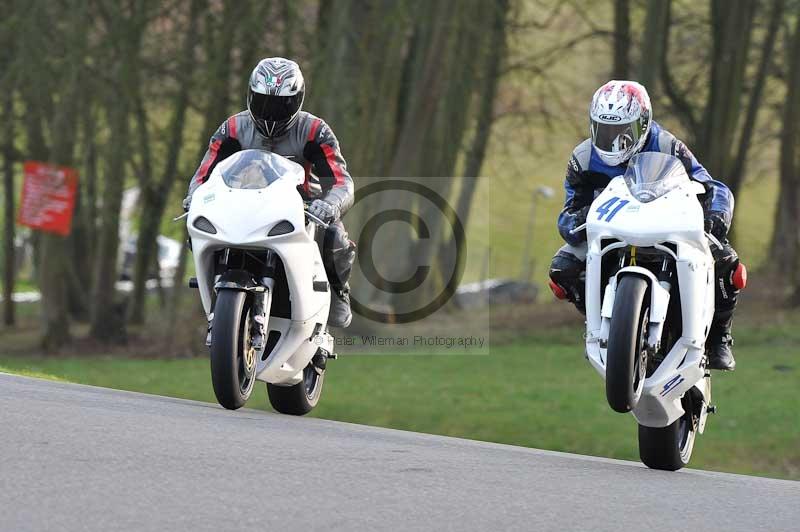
top-left (706, 241), bottom-right (745, 371)
top-left (706, 308), bottom-right (735, 371)
top-left (328, 284), bottom-right (352, 328)
top-left (323, 221), bottom-right (355, 329)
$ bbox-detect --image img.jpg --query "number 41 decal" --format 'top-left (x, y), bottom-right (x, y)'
top-left (596, 196), bottom-right (629, 222)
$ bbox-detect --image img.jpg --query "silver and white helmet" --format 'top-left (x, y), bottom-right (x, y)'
top-left (589, 80), bottom-right (652, 166)
top-left (247, 57), bottom-right (305, 138)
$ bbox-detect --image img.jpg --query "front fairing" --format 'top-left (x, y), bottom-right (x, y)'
top-left (586, 176), bottom-right (706, 251)
top-left (188, 177), bottom-right (306, 247)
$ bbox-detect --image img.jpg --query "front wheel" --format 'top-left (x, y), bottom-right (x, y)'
top-left (606, 275), bottom-right (650, 413)
top-left (638, 405), bottom-right (697, 471)
top-left (209, 290), bottom-right (257, 410)
top-left (267, 362), bottom-right (325, 416)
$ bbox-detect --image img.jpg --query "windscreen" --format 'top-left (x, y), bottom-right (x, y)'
top-left (216, 149), bottom-right (301, 190)
top-left (623, 152), bottom-right (690, 203)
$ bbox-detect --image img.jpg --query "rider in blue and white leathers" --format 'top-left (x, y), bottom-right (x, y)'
top-left (548, 81), bottom-right (743, 371)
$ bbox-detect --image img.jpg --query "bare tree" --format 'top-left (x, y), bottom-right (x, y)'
top-left (771, 13), bottom-right (800, 302)
top-left (1, 9), bottom-right (17, 326)
top-left (1, 83), bottom-right (15, 327)
top-left (727, 0), bottom-right (785, 195)
top-left (128, 0), bottom-right (204, 324)
top-left (613, 0), bottom-right (630, 79)
top-left (639, 0), bottom-right (670, 89)
top-left (89, 1), bottom-right (153, 342)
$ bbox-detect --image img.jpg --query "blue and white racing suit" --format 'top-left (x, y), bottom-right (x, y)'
top-left (548, 121), bottom-right (740, 317)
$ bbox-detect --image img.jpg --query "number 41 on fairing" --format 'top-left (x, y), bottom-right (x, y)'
top-left (595, 196), bottom-right (629, 222)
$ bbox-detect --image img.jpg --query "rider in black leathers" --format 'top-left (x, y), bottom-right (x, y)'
top-left (186, 57), bottom-right (355, 328)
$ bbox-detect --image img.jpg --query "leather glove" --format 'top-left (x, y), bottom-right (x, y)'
top-left (308, 199), bottom-right (340, 224)
top-left (570, 205), bottom-right (591, 241)
top-left (182, 196), bottom-right (191, 212)
top-left (704, 212), bottom-right (728, 241)
top-left (574, 205), bottom-right (591, 226)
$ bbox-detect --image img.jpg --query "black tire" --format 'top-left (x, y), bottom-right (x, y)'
top-left (606, 275), bottom-right (650, 413)
top-left (638, 409), bottom-right (696, 471)
top-left (267, 362), bottom-right (324, 416)
top-left (210, 290), bottom-right (257, 410)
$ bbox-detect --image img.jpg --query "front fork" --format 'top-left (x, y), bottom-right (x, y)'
top-left (250, 278), bottom-right (275, 351)
top-left (251, 249), bottom-right (278, 351)
top-left (206, 250), bottom-right (278, 350)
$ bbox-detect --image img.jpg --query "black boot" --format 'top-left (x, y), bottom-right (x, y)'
top-left (328, 284), bottom-right (352, 328)
top-left (323, 221), bottom-right (355, 329)
top-left (707, 308), bottom-right (736, 371)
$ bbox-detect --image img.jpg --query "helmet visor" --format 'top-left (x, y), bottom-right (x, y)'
top-left (249, 92), bottom-right (303, 123)
top-left (590, 119), bottom-right (643, 153)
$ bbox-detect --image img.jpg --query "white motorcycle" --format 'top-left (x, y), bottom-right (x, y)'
top-left (576, 152), bottom-right (720, 471)
top-left (186, 149), bottom-right (335, 415)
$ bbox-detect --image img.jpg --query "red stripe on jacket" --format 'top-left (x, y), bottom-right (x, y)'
top-left (303, 119), bottom-right (323, 194)
top-left (195, 139), bottom-right (222, 183)
top-left (320, 143), bottom-right (345, 186)
top-left (307, 118), bottom-right (322, 142)
top-left (227, 116), bottom-right (237, 138)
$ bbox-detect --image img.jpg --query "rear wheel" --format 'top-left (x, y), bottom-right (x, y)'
top-left (267, 361), bottom-right (324, 416)
top-left (638, 394), bottom-right (698, 471)
top-left (606, 276), bottom-right (650, 413)
top-left (209, 290), bottom-right (257, 410)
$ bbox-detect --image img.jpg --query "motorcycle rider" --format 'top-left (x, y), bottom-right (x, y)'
top-left (185, 57), bottom-right (355, 328)
top-left (548, 80), bottom-right (746, 371)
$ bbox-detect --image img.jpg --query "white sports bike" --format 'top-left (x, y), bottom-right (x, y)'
top-left (186, 149), bottom-right (335, 415)
top-left (576, 151), bottom-right (721, 471)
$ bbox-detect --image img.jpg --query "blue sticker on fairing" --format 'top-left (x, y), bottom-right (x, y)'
top-left (660, 374), bottom-right (685, 397)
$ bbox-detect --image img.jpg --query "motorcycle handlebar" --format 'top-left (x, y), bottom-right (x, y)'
top-left (305, 211), bottom-right (330, 230)
top-left (569, 223), bottom-right (587, 235)
top-left (705, 231), bottom-right (723, 250)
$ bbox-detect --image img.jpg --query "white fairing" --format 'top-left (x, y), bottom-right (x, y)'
top-left (584, 157), bottom-right (714, 428)
top-left (187, 150), bottom-right (332, 386)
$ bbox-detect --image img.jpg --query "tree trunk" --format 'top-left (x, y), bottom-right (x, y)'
top-left (698, 0), bottom-right (756, 175)
top-left (457, 0), bottom-right (509, 228)
top-left (639, 0), bottom-right (670, 90)
top-left (726, 0), bottom-right (784, 198)
top-left (612, 0), bottom-right (630, 79)
top-left (129, 0), bottom-right (203, 324)
top-left (88, 7), bottom-right (147, 343)
top-left (771, 16), bottom-right (800, 299)
top-left (166, 232), bottom-right (190, 352)
top-left (2, 87), bottom-right (15, 326)
top-left (36, 0), bottom-right (90, 349)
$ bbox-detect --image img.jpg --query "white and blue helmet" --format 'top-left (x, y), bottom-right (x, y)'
top-left (589, 80), bottom-right (652, 166)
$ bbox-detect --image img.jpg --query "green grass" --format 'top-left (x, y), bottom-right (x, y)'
top-left (2, 322), bottom-right (798, 480)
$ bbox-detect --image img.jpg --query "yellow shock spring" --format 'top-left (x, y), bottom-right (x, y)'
top-left (630, 246), bottom-right (637, 266)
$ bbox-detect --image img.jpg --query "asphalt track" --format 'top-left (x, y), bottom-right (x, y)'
top-left (1, 373), bottom-right (797, 531)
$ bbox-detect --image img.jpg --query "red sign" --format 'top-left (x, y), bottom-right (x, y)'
top-left (18, 161), bottom-right (79, 236)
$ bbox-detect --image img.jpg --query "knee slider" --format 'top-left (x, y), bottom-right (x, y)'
top-left (549, 252), bottom-right (585, 300)
top-left (732, 262), bottom-right (747, 290)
